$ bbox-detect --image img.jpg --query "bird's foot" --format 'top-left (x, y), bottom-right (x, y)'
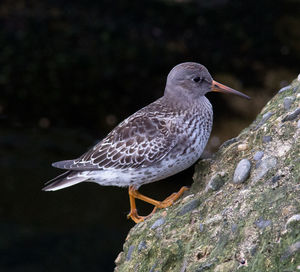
top-left (156, 186), bottom-right (189, 208)
top-left (127, 207), bottom-right (157, 223)
top-left (127, 185), bottom-right (189, 223)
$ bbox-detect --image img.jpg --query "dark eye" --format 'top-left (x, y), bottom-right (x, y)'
top-left (193, 77), bottom-right (201, 83)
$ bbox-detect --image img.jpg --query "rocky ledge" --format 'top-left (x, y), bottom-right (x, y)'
top-left (115, 76), bottom-right (300, 272)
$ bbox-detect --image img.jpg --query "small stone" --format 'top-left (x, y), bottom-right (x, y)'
top-left (233, 159), bottom-right (251, 184)
top-left (253, 151), bottom-right (264, 161)
top-left (271, 175), bottom-right (281, 183)
top-left (199, 223), bottom-right (204, 232)
top-left (262, 135), bottom-right (272, 143)
top-left (283, 96), bottom-right (295, 111)
top-left (205, 172), bottom-right (225, 192)
top-left (253, 157), bottom-right (277, 182)
top-left (126, 245), bottom-right (135, 261)
top-left (254, 217), bottom-right (272, 229)
top-left (280, 241), bottom-right (300, 261)
top-left (231, 223), bottom-right (238, 233)
top-left (138, 241), bottom-right (147, 252)
top-left (286, 214), bottom-right (300, 228)
top-left (282, 107), bottom-right (300, 122)
top-left (150, 217), bottom-right (165, 230)
top-left (278, 85), bottom-right (291, 93)
top-left (238, 143), bottom-right (248, 151)
top-left (255, 111), bottom-right (273, 130)
top-left (298, 120), bottom-right (300, 128)
top-left (177, 199), bottom-right (200, 216)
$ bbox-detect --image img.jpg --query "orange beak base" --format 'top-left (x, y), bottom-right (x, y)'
top-left (212, 80), bottom-right (250, 99)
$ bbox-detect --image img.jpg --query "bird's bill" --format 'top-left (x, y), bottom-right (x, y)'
top-left (212, 80), bottom-right (250, 99)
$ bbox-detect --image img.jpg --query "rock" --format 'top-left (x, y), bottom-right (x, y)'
top-left (233, 159), bottom-right (251, 184)
top-left (282, 107), bottom-right (300, 122)
top-left (205, 172), bottom-right (225, 191)
top-left (262, 135), bottom-right (272, 143)
top-left (138, 241), bottom-right (147, 252)
top-left (237, 143), bottom-right (248, 151)
top-left (252, 156), bottom-right (277, 182)
top-left (150, 218), bottom-right (165, 230)
top-left (283, 96), bottom-right (295, 111)
top-left (253, 150), bottom-right (264, 161)
top-left (254, 217), bottom-right (272, 229)
top-left (286, 214), bottom-right (300, 228)
top-left (126, 245), bottom-right (135, 261)
top-left (115, 77), bottom-right (300, 272)
top-left (278, 85), bottom-right (291, 93)
top-left (177, 199), bottom-right (200, 216)
top-left (255, 111), bottom-right (273, 130)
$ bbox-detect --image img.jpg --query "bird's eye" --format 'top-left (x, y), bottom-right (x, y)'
top-left (193, 77), bottom-right (201, 83)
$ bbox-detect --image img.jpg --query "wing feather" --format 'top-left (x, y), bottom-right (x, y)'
top-left (52, 113), bottom-right (178, 171)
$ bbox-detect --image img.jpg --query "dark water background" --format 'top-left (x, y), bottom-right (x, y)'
top-left (0, 0), bottom-right (299, 271)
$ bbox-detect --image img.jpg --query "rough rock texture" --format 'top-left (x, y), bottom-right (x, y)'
top-left (115, 77), bottom-right (300, 272)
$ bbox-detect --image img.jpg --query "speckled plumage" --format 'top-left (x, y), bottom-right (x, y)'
top-left (43, 62), bottom-right (243, 192)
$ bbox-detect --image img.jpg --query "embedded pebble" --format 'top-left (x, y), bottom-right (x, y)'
top-left (233, 159), bottom-right (251, 184)
top-left (177, 199), bottom-right (200, 216)
top-left (150, 217), bottom-right (165, 230)
top-left (253, 151), bottom-right (264, 161)
top-left (199, 223), bottom-right (204, 232)
top-left (253, 157), bottom-right (277, 182)
top-left (286, 214), bottom-right (300, 228)
top-left (205, 172), bottom-right (225, 191)
top-left (262, 135), bottom-right (272, 143)
top-left (138, 241), bottom-right (147, 252)
top-left (278, 85), bottom-right (291, 93)
top-left (238, 143), bottom-right (248, 151)
top-left (231, 224), bottom-right (238, 233)
top-left (255, 217), bottom-right (272, 229)
top-left (126, 245), bottom-right (135, 261)
top-left (282, 107), bottom-right (300, 122)
top-left (283, 96), bottom-right (295, 111)
top-left (271, 175), bottom-right (281, 183)
top-left (255, 111), bottom-right (273, 130)
top-left (280, 241), bottom-right (300, 261)
top-left (298, 120), bottom-right (300, 128)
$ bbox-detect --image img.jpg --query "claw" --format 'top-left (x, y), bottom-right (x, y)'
top-left (127, 186), bottom-right (189, 223)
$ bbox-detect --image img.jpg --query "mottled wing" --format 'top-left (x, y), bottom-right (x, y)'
top-left (52, 114), bottom-right (178, 170)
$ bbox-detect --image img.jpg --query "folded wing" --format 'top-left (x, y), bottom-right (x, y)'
top-left (52, 114), bottom-right (178, 171)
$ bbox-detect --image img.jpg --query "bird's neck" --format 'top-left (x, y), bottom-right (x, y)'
top-left (163, 87), bottom-right (212, 113)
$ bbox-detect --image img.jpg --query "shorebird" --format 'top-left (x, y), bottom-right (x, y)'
top-left (43, 62), bottom-right (249, 223)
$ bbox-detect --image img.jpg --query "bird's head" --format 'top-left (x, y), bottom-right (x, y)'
top-left (165, 62), bottom-right (250, 100)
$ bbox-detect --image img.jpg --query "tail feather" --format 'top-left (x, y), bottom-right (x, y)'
top-left (43, 171), bottom-right (88, 191)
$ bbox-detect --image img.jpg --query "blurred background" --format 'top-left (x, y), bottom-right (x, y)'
top-left (0, 0), bottom-right (299, 271)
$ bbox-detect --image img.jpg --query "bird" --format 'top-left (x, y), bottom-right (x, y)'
top-left (43, 62), bottom-right (250, 223)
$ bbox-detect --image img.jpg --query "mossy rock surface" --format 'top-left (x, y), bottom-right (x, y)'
top-left (115, 77), bottom-right (300, 272)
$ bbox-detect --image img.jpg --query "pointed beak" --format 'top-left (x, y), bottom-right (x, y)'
top-left (212, 80), bottom-right (250, 100)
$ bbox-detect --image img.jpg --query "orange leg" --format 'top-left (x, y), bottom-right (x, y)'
top-left (127, 185), bottom-right (189, 223)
